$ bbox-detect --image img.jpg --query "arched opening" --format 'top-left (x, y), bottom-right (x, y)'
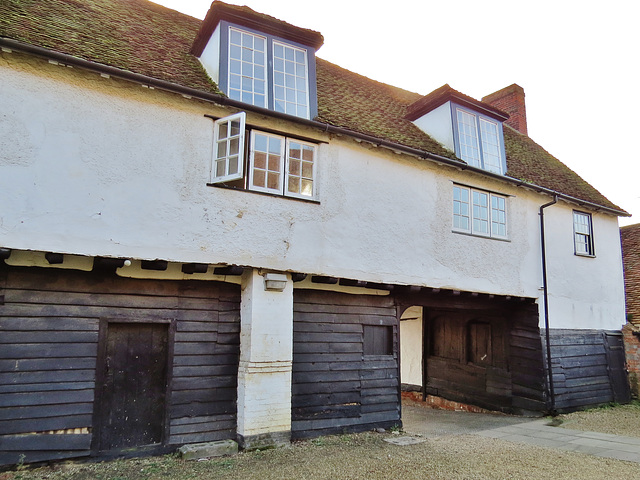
top-left (400, 305), bottom-right (423, 393)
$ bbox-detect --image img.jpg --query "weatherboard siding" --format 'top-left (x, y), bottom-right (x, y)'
top-left (291, 290), bottom-right (400, 438)
top-left (0, 266), bottom-right (240, 466)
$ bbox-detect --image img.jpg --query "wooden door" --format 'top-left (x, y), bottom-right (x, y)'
top-left (96, 322), bottom-right (169, 451)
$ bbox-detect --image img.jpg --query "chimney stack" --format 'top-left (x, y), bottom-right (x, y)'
top-left (482, 84), bottom-right (528, 135)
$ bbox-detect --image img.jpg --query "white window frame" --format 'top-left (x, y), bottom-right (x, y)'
top-left (248, 131), bottom-right (285, 195)
top-left (479, 118), bottom-right (502, 174)
top-left (452, 185), bottom-right (508, 239)
top-left (227, 27), bottom-right (267, 108)
top-left (573, 211), bottom-right (595, 256)
top-left (272, 40), bottom-right (310, 119)
top-left (211, 112), bottom-right (246, 183)
top-left (285, 138), bottom-right (317, 199)
top-left (455, 107), bottom-right (505, 175)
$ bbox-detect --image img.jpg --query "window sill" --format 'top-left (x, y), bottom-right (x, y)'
top-left (207, 183), bottom-right (320, 204)
top-left (451, 230), bottom-right (510, 242)
top-left (574, 252), bottom-right (596, 258)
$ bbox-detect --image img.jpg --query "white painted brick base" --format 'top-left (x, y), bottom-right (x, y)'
top-left (237, 269), bottom-right (293, 441)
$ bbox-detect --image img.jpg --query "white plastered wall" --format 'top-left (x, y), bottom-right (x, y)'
top-left (0, 51), bottom-right (626, 330)
top-left (540, 206), bottom-right (625, 329)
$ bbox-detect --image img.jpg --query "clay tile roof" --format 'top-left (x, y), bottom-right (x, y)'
top-left (0, 0), bottom-right (219, 93)
top-left (0, 0), bottom-right (626, 214)
top-left (315, 59), bottom-right (458, 160)
top-left (622, 223), bottom-right (640, 324)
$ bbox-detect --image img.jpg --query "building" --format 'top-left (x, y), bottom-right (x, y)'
top-left (0, 0), bottom-right (631, 466)
top-left (621, 223), bottom-right (640, 396)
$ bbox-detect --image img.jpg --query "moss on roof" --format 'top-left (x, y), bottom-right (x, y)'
top-left (621, 223), bottom-right (640, 323)
top-left (0, 0), bottom-right (624, 212)
top-left (315, 58), bottom-right (459, 160)
top-left (503, 127), bottom-right (622, 210)
top-left (0, 0), bottom-right (220, 93)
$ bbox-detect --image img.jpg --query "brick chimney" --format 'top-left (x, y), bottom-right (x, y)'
top-left (482, 84), bottom-right (528, 135)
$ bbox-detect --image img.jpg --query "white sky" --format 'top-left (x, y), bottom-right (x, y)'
top-left (154, 0), bottom-right (639, 226)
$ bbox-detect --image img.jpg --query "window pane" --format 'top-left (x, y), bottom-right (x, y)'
top-left (254, 151), bottom-right (266, 169)
top-left (268, 154), bottom-right (280, 171)
top-left (288, 176), bottom-right (300, 194)
top-left (289, 158), bottom-right (301, 175)
top-left (228, 156), bottom-right (239, 175)
top-left (267, 172), bottom-right (279, 189)
top-left (301, 161), bottom-right (313, 178)
top-left (215, 159), bottom-right (225, 177)
top-left (268, 137), bottom-right (282, 154)
top-left (302, 145), bottom-right (314, 161)
top-left (253, 170), bottom-right (265, 187)
top-left (300, 179), bottom-right (313, 196)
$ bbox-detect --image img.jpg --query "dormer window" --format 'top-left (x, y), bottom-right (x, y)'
top-left (191, 2), bottom-right (323, 120)
top-left (454, 107), bottom-right (504, 174)
top-left (405, 85), bottom-right (509, 175)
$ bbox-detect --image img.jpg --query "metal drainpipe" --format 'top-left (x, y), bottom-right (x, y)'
top-left (540, 195), bottom-right (558, 415)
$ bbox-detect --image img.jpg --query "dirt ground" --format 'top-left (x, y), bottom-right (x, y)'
top-left (3, 402), bottom-right (639, 480)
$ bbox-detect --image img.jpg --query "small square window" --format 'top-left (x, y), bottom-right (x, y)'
top-left (573, 211), bottom-right (594, 256)
top-left (363, 325), bottom-right (393, 356)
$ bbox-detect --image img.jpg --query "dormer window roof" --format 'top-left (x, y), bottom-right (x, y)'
top-left (191, 1), bottom-right (324, 120)
top-left (406, 85), bottom-right (510, 175)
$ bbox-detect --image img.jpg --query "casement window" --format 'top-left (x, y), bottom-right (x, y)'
top-left (455, 108), bottom-right (505, 175)
top-left (210, 112), bottom-right (317, 200)
top-left (228, 28), bottom-right (267, 108)
top-left (226, 27), bottom-right (310, 119)
top-left (573, 211), bottom-right (594, 256)
top-left (273, 41), bottom-right (309, 118)
top-left (452, 185), bottom-right (507, 239)
top-left (212, 112), bottom-right (246, 182)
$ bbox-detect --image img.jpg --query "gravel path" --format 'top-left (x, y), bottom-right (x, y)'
top-left (557, 402), bottom-right (640, 438)
top-left (4, 403), bottom-right (639, 480)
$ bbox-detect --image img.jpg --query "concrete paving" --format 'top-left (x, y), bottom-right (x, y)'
top-left (402, 404), bottom-right (640, 463)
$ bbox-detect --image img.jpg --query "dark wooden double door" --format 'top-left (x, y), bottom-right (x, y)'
top-left (95, 322), bottom-right (170, 451)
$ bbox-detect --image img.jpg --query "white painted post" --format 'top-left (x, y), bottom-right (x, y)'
top-left (237, 268), bottom-right (293, 449)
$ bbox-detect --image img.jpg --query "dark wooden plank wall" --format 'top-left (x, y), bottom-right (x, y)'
top-left (508, 303), bottom-right (546, 413)
top-left (0, 266), bottom-right (239, 466)
top-left (424, 310), bottom-right (515, 412)
top-left (291, 290), bottom-right (400, 439)
top-left (544, 329), bottom-right (630, 412)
